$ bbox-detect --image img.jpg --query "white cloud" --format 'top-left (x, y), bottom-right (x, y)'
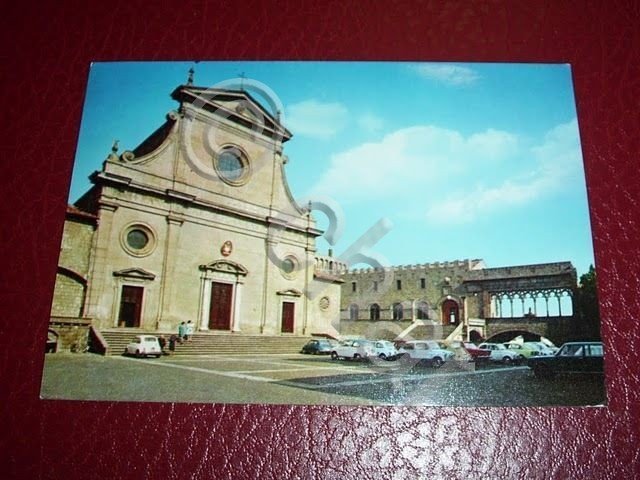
top-left (426, 119), bottom-right (582, 225)
top-left (285, 99), bottom-right (348, 139)
top-left (357, 113), bottom-right (384, 133)
top-left (412, 64), bottom-right (480, 86)
top-left (309, 125), bottom-right (519, 202)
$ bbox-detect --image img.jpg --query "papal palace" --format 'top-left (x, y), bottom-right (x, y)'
top-left (48, 75), bottom-right (579, 353)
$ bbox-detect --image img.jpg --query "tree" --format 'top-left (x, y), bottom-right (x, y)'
top-left (574, 265), bottom-right (601, 340)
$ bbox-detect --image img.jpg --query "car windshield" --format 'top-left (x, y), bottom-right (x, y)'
top-left (559, 344), bottom-right (583, 356)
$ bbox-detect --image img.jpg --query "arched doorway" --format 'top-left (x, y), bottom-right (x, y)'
top-left (416, 301), bottom-right (429, 320)
top-left (441, 299), bottom-right (459, 325)
top-left (349, 304), bottom-right (359, 321)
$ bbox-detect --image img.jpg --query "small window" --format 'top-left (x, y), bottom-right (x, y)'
top-left (397, 280), bottom-right (402, 290)
top-left (351, 282), bottom-right (357, 293)
top-left (420, 278), bottom-right (426, 289)
top-left (373, 281), bottom-right (378, 292)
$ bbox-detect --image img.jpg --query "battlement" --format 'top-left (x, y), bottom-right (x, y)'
top-left (343, 258), bottom-right (485, 275)
top-left (314, 255), bottom-right (348, 276)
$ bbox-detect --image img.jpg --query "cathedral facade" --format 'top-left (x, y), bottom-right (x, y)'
top-left (51, 80), bottom-right (344, 340)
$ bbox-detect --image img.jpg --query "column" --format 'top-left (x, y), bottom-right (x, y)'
top-left (231, 281), bottom-right (243, 332)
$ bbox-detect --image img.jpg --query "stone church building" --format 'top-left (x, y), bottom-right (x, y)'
top-left (49, 75), bottom-right (582, 352)
top-left (50, 78), bottom-right (345, 351)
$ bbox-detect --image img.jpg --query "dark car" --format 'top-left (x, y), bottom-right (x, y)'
top-left (527, 341), bottom-right (604, 379)
top-left (301, 338), bottom-right (335, 355)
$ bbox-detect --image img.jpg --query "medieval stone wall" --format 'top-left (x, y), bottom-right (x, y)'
top-left (340, 259), bottom-right (485, 322)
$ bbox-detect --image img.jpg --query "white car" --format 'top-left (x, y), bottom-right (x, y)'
top-left (478, 342), bottom-right (521, 364)
top-left (370, 340), bottom-right (401, 360)
top-left (397, 340), bottom-right (454, 367)
top-left (525, 341), bottom-right (557, 356)
top-left (125, 335), bottom-right (162, 358)
top-left (331, 339), bottom-right (376, 360)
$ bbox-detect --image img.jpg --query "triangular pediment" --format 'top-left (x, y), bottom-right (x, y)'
top-left (171, 85), bottom-right (292, 142)
top-left (113, 268), bottom-right (156, 280)
top-left (276, 288), bottom-right (303, 297)
top-left (199, 259), bottom-right (248, 276)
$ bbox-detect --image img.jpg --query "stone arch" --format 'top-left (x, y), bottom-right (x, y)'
top-left (51, 267), bottom-right (88, 317)
top-left (369, 303), bottom-right (381, 321)
top-left (486, 329), bottom-right (545, 344)
top-left (414, 300), bottom-right (430, 320)
top-left (438, 295), bottom-right (462, 326)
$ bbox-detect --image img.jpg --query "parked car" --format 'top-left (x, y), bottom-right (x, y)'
top-left (528, 341), bottom-right (604, 379)
top-left (397, 340), bottom-right (455, 367)
top-left (478, 343), bottom-right (521, 364)
top-left (125, 335), bottom-right (162, 358)
top-left (370, 340), bottom-right (401, 360)
top-left (460, 341), bottom-right (492, 362)
top-left (301, 338), bottom-right (335, 355)
top-left (504, 341), bottom-right (541, 359)
top-left (331, 339), bottom-right (376, 361)
top-left (525, 341), bottom-right (557, 356)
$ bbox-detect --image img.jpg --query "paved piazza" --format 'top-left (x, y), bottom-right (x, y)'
top-left (40, 353), bottom-right (606, 407)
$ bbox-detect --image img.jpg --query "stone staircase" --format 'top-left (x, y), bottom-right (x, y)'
top-left (98, 329), bottom-right (311, 356)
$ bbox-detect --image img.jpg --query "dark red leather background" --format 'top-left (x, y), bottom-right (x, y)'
top-left (1, 1), bottom-right (639, 478)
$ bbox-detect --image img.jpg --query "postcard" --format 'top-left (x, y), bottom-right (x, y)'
top-left (40, 61), bottom-right (604, 406)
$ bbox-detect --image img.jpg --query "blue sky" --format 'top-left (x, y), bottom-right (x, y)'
top-left (70, 61), bottom-right (595, 277)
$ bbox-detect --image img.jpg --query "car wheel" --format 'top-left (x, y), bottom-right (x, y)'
top-left (503, 356), bottom-right (512, 365)
top-left (331, 351), bottom-right (338, 360)
top-left (135, 350), bottom-right (142, 358)
top-left (379, 353), bottom-right (387, 360)
top-left (353, 353), bottom-right (361, 360)
top-left (431, 357), bottom-right (443, 368)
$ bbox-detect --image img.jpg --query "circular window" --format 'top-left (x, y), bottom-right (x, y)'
top-left (280, 255), bottom-right (299, 279)
top-left (214, 146), bottom-right (250, 186)
top-left (282, 258), bottom-right (295, 274)
top-left (126, 229), bottom-right (149, 250)
top-left (319, 296), bottom-right (330, 311)
top-left (121, 224), bottom-right (156, 257)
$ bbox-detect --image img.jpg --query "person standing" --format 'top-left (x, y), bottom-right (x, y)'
top-left (158, 335), bottom-right (167, 355)
top-left (178, 322), bottom-right (187, 343)
top-left (186, 320), bottom-right (194, 342)
top-left (168, 334), bottom-right (177, 355)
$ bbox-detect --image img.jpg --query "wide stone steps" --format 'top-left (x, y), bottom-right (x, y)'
top-left (99, 329), bottom-right (311, 356)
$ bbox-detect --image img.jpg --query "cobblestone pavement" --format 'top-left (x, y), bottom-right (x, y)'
top-left (40, 353), bottom-right (606, 407)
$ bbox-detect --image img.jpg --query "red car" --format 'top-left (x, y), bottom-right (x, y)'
top-left (446, 340), bottom-right (491, 362)
top-left (463, 342), bottom-right (492, 362)
top-left (442, 340), bottom-right (491, 362)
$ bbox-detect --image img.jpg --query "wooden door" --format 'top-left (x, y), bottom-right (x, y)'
top-left (118, 285), bottom-right (143, 328)
top-left (281, 302), bottom-right (295, 333)
top-left (442, 299), bottom-right (459, 325)
top-left (209, 282), bottom-right (233, 330)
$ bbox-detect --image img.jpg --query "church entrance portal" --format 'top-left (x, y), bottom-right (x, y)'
top-left (281, 302), bottom-right (295, 333)
top-left (209, 282), bottom-right (233, 330)
top-left (118, 285), bottom-right (143, 328)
